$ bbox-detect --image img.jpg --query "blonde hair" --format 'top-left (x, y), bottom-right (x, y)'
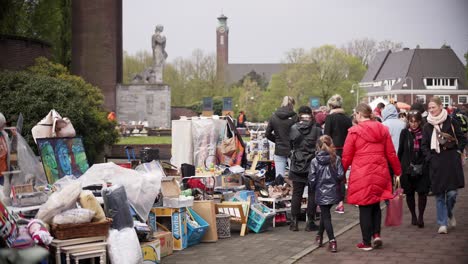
top-left (280, 96), bottom-right (295, 109)
top-left (316, 135), bottom-right (337, 168)
top-left (429, 96), bottom-right (443, 106)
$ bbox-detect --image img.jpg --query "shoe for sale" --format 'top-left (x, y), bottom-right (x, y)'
top-left (372, 234), bottom-right (382, 249)
top-left (329, 240), bottom-right (337, 253)
top-left (449, 215), bottom-right (456, 227)
top-left (356, 242), bottom-right (373, 251)
top-left (438, 225), bottom-right (448, 234)
top-left (334, 205), bottom-right (344, 214)
top-left (315, 235), bottom-right (323, 247)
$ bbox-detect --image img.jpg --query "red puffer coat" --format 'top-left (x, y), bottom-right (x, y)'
top-left (342, 120), bottom-right (401, 206)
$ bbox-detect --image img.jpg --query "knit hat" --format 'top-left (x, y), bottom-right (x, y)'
top-left (0, 113), bottom-right (5, 129)
top-left (327, 94), bottom-right (343, 109)
top-left (315, 112), bottom-right (327, 125)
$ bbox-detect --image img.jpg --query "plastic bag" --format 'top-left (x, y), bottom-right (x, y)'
top-left (78, 190), bottom-right (106, 222)
top-left (52, 208), bottom-right (95, 225)
top-left (385, 178), bottom-right (404, 226)
top-left (78, 162), bottom-right (160, 222)
top-left (36, 181), bottom-right (81, 224)
top-left (102, 185), bottom-right (133, 230)
top-left (107, 228), bottom-right (143, 264)
top-left (11, 134), bottom-right (47, 187)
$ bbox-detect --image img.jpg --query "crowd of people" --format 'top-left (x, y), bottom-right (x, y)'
top-left (264, 95), bottom-right (466, 253)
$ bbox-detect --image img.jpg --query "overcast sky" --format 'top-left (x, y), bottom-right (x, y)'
top-left (123, 0), bottom-right (468, 63)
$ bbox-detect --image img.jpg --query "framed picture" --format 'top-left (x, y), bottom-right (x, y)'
top-left (36, 137), bottom-right (89, 184)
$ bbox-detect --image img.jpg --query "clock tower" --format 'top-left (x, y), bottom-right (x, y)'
top-left (216, 14), bottom-right (229, 83)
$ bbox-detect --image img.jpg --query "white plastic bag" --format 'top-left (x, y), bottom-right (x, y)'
top-left (52, 208), bottom-right (95, 225)
top-left (78, 162), bottom-right (160, 222)
top-left (36, 181), bottom-right (81, 224)
top-left (107, 228), bottom-right (143, 264)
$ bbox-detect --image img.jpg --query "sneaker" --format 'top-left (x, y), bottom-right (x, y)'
top-left (449, 215), bottom-right (456, 227)
top-left (329, 240), bottom-right (337, 253)
top-left (372, 234), bottom-right (383, 249)
top-left (315, 235), bottom-right (323, 247)
top-left (438, 225), bottom-right (448, 234)
top-left (334, 205), bottom-right (344, 214)
top-left (356, 242), bottom-right (373, 251)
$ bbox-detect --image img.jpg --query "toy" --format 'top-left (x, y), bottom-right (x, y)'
top-left (27, 219), bottom-right (53, 248)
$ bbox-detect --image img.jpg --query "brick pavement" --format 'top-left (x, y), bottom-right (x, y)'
top-left (163, 202), bottom-right (360, 264)
top-left (162, 165), bottom-right (468, 264)
top-left (297, 165), bottom-right (468, 264)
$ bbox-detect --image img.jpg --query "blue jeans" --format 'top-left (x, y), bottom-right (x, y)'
top-left (274, 155), bottom-right (288, 178)
top-left (435, 190), bottom-right (457, 226)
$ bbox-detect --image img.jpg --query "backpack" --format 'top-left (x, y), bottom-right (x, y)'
top-left (454, 113), bottom-right (468, 133)
top-left (289, 126), bottom-right (321, 174)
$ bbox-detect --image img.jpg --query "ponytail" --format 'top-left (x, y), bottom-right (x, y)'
top-left (316, 135), bottom-right (337, 168)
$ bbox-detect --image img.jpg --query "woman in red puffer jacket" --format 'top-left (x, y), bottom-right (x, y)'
top-left (342, 103), bottom-right (401, 251)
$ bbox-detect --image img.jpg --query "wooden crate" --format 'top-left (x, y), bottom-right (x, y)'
top-left (51, 219), bottom-right (112, 240)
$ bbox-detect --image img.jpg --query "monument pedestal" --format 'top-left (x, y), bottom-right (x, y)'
top-left (116, 83), bottom-right (171, 128)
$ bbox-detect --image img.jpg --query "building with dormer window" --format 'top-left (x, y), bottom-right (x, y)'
top-left (360, 47), bottom-right (468, 107)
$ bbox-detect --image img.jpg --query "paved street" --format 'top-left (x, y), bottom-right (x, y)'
top-left (163, 165), bottom-right (468, 264)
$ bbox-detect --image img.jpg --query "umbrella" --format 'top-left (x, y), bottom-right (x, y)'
top-left (396, 102), bottom-right (411, 110)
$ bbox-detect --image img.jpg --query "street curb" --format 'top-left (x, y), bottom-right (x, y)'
top-left (285, 204), bottom-right (387, 263)
top-left (284, 218), bottom-right (360, 264)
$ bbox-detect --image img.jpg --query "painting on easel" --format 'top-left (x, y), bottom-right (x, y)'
top-left (36, 137), bottom-right (89, 184)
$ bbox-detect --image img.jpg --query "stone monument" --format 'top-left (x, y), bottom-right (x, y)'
top-left (133, 24), bottom-right (167, 84)
top-left (118, 24), bottom-right (171, 128)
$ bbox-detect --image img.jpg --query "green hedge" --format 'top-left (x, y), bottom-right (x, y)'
top-left (0, 58), bottom-right (118, 163)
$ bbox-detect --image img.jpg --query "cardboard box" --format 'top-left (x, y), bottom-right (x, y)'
top-left (161, 177), bottom-right (194, 208)
top-left (141, 238), bottom-right (161, 264)
top-left (153, 231), bottom-right (173, 257)
top-left (153, 207), bottom-right (188, 251)
top-left (192, 200), bottom-right (218, 242)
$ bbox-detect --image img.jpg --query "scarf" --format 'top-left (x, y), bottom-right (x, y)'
top-left (329, 108), bottom-right (345, 115)
top-left (408, 127), bottom-right (422, 152)
top-left (427, 109), bottom-right (448, 153)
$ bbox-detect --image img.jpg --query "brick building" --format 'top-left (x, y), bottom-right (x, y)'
top-left (71, 0), bottom-right (123, 112)
top-left (0, 35), bottom-right (52, 71)
top-left (360, 47), bottom-right (468, 107)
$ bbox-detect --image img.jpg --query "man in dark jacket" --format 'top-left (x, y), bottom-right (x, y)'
top-left (266, 96), bottom-right (297, 180)
top-left (289, 106), bottom-right (321, 231)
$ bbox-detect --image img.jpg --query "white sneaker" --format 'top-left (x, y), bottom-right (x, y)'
top-left (438, 225), bottom-right (448, 234)
top-left (449, 215), bottom-right (456, 227)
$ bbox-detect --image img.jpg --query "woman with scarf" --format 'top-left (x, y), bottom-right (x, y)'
top-left (421, 97), bottom-right (466, 234)
top-left (397, 111), bottom-right (430, 228)
top-left (324, 94), bottom-right (352, 213)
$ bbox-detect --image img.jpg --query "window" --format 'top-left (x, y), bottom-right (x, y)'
top-left (435, 95), bottom-right (450, 107)
top-left (416, 95), bottom-right (426, 104)
top-left (450, 79), bottom-right (455, 86)
top-left (426, 78), bottom-right (433, 86)
top-left (458, 95), bottom-right (468, 104)
top-left (220, 35), bottom-right (224, 45)
top-left (425, 78), bottom-right (457, 89)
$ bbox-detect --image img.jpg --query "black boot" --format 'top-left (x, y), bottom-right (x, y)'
top-left (305, 214), bottom-right (318, 231)
top-left (289, 216), bottom-right (299, 231)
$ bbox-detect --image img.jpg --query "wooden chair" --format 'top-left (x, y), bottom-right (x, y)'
top-left (215, 201), bottom-right (250, 236)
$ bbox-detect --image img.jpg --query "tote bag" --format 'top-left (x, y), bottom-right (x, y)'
top-left (385, 177), bottom-right (404, 226)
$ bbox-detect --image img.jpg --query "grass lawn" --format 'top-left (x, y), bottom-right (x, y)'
top-left (116, 136), bottom-right (250, 145)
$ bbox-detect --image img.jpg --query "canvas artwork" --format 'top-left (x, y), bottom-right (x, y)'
top-left (36, 137), bottom-right (89, 184)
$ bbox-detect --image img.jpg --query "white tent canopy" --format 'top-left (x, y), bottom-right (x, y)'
top-left (369, 97), bottom-right (389, 110)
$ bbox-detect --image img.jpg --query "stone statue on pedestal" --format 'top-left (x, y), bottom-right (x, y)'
top-left (132, 24), bottom-right (168, 84)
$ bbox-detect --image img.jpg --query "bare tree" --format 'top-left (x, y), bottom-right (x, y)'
top-left (377, 40), bottom-right (403, 52)
top-left (343, 38), bottom-right (377, 66)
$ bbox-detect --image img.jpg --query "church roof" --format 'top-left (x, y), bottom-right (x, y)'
top-left (225, 63), bottom-right (285, 84)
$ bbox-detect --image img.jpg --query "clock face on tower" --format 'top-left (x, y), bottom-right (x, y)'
top-left (218, 27), bottom-right (225, 33)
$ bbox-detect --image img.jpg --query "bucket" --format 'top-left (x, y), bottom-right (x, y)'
top-left (216, 214), bottom-right (231, 238)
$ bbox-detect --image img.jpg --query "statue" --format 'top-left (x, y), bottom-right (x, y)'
top-left (151, 24), bottom-right (167, 83)
top-left (131, 24), bottom-right (168, 84)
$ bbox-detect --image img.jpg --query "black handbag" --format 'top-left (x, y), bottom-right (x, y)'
top-left (409, 163), bottom-right (423, 178)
